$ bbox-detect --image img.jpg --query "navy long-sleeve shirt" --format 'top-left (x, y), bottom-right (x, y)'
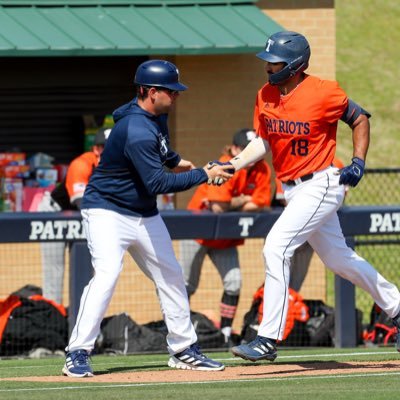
top-left (82, 99), bottom-right (208, 217)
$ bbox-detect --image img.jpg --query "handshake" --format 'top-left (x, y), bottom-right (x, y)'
top-left (204, 160), bottom-right (236, 186)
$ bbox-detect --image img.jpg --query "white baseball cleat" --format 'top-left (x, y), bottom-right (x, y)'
top-left (168, 344), bottom-right (225, 371)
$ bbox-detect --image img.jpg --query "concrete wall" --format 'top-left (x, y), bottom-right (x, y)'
top-left (173, 54), bottom-right (266, 208)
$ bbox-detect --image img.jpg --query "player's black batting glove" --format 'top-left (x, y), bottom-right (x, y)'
top-left (339, 157), bottom-right (365, 187)
top-left (207, 161), bottom-right (235, 186)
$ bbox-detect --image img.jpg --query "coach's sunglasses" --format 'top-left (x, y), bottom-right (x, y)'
top-left (156, 87), bottom-right (180, 96)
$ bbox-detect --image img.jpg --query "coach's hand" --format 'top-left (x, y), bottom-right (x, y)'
top-left (173, 159), bottom-right (195, 173)
top-left (339, 157), bottom-right (365, 187)
top-left (204, 161), bottom-right (235, 186)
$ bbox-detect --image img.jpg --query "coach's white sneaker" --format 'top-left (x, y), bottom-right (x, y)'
top-left (168, 344), bottom-right (225, 371)
top-left (62, 349), bottom-right (94, 378)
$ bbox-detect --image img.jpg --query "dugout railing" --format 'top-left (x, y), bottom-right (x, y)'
top-left (1, 205), bottom-right (400, 350)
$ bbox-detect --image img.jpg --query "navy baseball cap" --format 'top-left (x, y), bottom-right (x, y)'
top-left (232, 129), bottom-right (256, 149)
top-left (94, 127), bottom-right (112, 145)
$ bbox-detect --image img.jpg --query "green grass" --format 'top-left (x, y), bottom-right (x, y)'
top-left (1, 349), bottom-right (400, 400)
top-left (336, 0), bottom-right (400, 167)
top-left (2, 377), bottom-right (400, 400)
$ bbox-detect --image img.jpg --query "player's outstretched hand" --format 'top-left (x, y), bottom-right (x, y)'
top-left (204, 161), bottom-right (235, 186)
top-left (339, 157), bottom-right (365, 187)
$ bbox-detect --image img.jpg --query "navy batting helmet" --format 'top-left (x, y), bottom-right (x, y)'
top-left (134, 60), bottom-right (188, 91)
top-left (256, 31), bottom-right (310, 85)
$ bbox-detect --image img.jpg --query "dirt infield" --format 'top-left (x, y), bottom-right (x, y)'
top-left (5, 360), bottom-right (400, 383)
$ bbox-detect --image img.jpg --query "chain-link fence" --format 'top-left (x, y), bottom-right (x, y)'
top-left (345, 168), bottom-right (400, 206)
top-left (329, 168), bottom-right (400, 333)
top-left (1, 169), bottom-right (399, 356)
top-left (354, 236), bottom-right (400, 324)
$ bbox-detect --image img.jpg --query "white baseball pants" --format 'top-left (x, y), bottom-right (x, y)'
top-left (67, 208), bottom-right (197, 354)
top-left (258, 166), bottom-right (400, 340)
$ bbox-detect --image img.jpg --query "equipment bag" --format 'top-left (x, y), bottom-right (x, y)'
top-left (363, 303), bottom-right (397, 346)
top-left (144, 311), bottom-right (225, 349)
top-left (95, 313), bottom-right (167, 354)
top-left (304, 300), bottom-right (335, 346)
top-left (0, 285), bottom-right (68, 356)
top-left (95, 311), bottom-right (226, 354)
top-left (240, 285), bottom-right (309, 345)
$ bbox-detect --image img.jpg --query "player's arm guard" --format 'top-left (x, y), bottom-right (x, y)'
top-left (229, 136), bottom-right (270, 171)
top-left (340, 99), bottom-right (371, 127)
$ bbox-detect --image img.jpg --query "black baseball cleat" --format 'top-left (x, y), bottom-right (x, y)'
top-left (392, 312), bottom-right (400, 352)
top-left (231, 335), bottom-right (277, 362)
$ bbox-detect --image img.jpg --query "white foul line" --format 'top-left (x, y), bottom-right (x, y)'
top-left (1, 371), bottom-right (400, 393)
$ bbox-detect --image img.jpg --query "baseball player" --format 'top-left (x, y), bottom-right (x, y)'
top-left (214, 31), bottom-right (400, 362)
top-left (62, 60), bottom-right (232, 377)
top-left (37, 128), bottom-right (109, 304)
top-left (180, 128), bottom-right (271, 347)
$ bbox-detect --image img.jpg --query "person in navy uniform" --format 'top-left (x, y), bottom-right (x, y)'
top-left (62, 60), bottom-right (233, 377)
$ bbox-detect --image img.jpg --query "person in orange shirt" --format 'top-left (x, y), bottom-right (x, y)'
top-left (180, 128), bottom-right (271, 346)
top-left (225, 31), bottom-right (400, 362)
top-left (37, 127), bottom-right (110, 304)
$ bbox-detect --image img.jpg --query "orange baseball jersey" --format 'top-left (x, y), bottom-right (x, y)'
top-left (253, 75), bottom-right (348, 182)
top-left (188, 154), bottom-right (271, 249)
top-left (65, 152), bottom-right (99, 204)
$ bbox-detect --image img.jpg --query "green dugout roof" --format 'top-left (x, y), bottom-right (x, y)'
top-left (0, 1), bottom-right (282, 56)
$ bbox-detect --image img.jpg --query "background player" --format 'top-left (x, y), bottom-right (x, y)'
top-left (180, 128), bottom-right (271, 347)
top-left (62, 60), bottom-right (233, 377)
top-left (219, 31), bottom-right (400, 361)
top-left (37, 127), bottom-right (109, 304)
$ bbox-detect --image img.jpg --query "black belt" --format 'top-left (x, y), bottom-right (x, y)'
top-left (284, 173), bottom-right (314, 186)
